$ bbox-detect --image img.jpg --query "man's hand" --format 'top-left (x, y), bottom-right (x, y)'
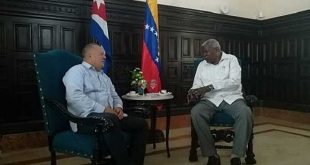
top-left (187, 89), bottom-right (200, 105)
top-left (104, 106), bottom-right (117, 116)
top-left (114, 107), bottom-right (124, 120)
top-left (187, 85), bottom-right (214, 105)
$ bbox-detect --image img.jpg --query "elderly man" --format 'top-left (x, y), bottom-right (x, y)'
top-left (63, 43), bottom-right (147, 165)
top-left (189, 39), bottom-right (252, 165)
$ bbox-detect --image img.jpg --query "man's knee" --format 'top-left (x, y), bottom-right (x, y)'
top-left (236, 105), bottom-right (252, 123)
top-left (190, 103), bottom-right (212, 122)
top-left (128, 116), bottom-right (148, 131)
top-left (242, 106), bottom-right (252, 118)
top-left (191, 104), bottom-right (202, 119)
top-left (233, 100), bottom-right (252, 118)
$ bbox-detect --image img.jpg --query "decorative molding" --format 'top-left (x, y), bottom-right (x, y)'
top-left (0, 0), bottom-right (84, 19)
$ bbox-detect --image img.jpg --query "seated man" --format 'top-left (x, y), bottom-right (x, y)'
top-left (188, 39), bottom-right (252, 165)
top-left (63, 43), bottom-right (147, 165)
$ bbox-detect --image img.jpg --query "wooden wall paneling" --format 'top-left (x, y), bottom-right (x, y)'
top-left (0, 21), bottom-right (7, 123)
top-left (270, 40), bottom-right (276, 60)
top-left (261, 41), bottom-right (274, 99)
top-left (181, 34), bottom-right (192, 60)
top-left (166, 62), bottom-right (180, 82)
top-left (300, 79), bottom-right (310, 104)
top-left (166, 83), bottom-right (178, 106)
top-left (167, 32), bottom-right (180, 62)
top-left (14, 23), bottom-right (32, 51)
top-left (12, 21), bottom-right (39, 123)
top-left (299, 35), bottom-right (310, 103)
top-left (287, 38), bottom-right (297, 58)
top-left (0, 0), bottom-right (309, 133)
top-left (163, 32), bottom-right (181, 98)
top-left (193, 38), bottom-right (203, 58)
top-left (300, 61), bottom-right (310, 79)
top-left (110, 27), bottom-right (142, 61)
top-left (60, 24), bottom-right (79, 53)
top-left (254, 41), bottom-right (265, 98)
top-left (0, 0), bottom-right (89, 133)
top-left (234, 40), bottom-right (243, 59)
top-left (1, 19), bottom-right (15, 127)
top-left (275, 39), bottom-right (283, 59)
top-left (301, 36), bottom-right (310, 59)
top-left (181, 61), bottom-right (194, 82)
top-left (109, 25), bottom-right (143, 94)
top-left (238, 39), bottom-right (251, 88)
top-left (0, 22), bottom-right (4, 55)
top-left (38, 24), bottom-right (56, 52)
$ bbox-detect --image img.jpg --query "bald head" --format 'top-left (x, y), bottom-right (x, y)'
top-left (82, 43), bottom-right (105, 59)
top-left (82, 43), bottom-right (106, 71)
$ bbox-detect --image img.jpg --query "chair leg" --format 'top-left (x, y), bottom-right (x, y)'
top-left (93, 125), bottom-right (103, 165)
top-left (245, 129), bottom-right (256, 164)
top-left (189, 121), bottom-right (199, 162)
top-left (50, 151), bottom-right (56, 165)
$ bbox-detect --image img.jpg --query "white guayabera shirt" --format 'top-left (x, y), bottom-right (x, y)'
top-left (191, 52), bottom-right (244, 107)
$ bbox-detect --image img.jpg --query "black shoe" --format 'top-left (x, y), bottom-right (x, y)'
top-left (207, 155), bottom-right (221, 165)
top-left (230, 158), bottom-right (241, 165)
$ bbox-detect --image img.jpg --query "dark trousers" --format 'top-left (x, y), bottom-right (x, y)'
top-left (87, 112), bottom-right (148, 165)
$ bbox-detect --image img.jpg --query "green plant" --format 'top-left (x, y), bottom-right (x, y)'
top-left (130, 67), bottom-right (147, 91)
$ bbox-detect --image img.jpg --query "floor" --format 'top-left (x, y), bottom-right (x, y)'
top-left (1, 112), bottom-right (310, 165)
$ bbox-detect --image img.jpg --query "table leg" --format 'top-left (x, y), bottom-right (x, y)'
top-left (151, 105), bottom-right (157, 149)
top-left (165, 101), bottom-right (171, 157)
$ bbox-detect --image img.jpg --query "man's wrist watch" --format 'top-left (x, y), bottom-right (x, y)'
top-left (208, 85), bottom-right (214, 91)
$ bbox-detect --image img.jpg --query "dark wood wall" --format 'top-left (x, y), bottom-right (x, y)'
top-left (259, 13), bottom-right (310, 110)
top-left (0, 0), bottom-right (309, 134)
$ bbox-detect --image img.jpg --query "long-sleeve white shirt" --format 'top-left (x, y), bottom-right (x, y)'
top-left (191, 52), bottom-right (244, 107)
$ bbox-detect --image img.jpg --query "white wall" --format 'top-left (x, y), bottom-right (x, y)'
top-left (260, 0), bottom-right (310, 19)
top-left (134, 0), bottom-right (310, 20)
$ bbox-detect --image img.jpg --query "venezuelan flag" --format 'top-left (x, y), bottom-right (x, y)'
top-left (141, 0), bottom-right (161, 93)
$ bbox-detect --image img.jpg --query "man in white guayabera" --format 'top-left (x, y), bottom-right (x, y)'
top-left (188, 39), bottom-right (252, 165)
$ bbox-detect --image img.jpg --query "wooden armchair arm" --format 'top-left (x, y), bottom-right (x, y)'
top-left (244, 95), bottom-right (258, 107)
top-left (44, 98), bottom-right (114, 133)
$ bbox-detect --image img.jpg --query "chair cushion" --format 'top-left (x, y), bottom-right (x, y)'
top-left (53, 130), bottom-right (109, 158)
top-left (210, 111), bottom-right (234, 126)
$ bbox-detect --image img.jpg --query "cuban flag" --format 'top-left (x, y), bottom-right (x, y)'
top-left (90, 0), bottom-right (111, 73)
top-left (141, 0), bottom-right (161, 93)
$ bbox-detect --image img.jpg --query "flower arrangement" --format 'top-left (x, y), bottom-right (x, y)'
top-left (130, 68), bottom-right (147, 94)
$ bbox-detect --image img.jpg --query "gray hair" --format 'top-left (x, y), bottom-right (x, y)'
top-left (82, 43), bottom-right (105, 58)
top-left (201, 39), bottom-right (221, 51)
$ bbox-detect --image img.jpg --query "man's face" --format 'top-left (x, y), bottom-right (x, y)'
top-left (90, 45), bottom-right (106, 71)
top-left (201, 47), bottom-right (218, 64)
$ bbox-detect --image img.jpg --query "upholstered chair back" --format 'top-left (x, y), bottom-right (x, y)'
top-left (34, 50), bottom-right (82, 135)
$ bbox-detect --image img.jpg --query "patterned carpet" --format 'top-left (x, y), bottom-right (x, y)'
top-left (1, 122), bottom-right (310, 165)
